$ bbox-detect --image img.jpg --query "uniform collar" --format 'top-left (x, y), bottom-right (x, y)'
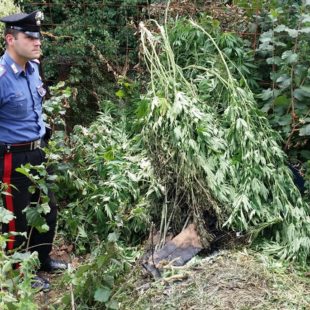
top-left (3, 51), bottom-right (35, 78)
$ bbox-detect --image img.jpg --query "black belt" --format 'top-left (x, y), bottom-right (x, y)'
top-left (0, 139), bottom-right (42, 154)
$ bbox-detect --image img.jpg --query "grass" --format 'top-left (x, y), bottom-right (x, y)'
top-left (117, 249), bottom-right (310, 310)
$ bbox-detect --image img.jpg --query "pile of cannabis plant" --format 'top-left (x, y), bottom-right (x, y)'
top-left (139, 18), bottom-right (310, 262)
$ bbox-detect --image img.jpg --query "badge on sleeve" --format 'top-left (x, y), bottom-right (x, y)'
top-left (37, 84), bottom-right (47, 97)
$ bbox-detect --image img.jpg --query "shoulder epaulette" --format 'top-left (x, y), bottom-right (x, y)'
top-left (0, 64), bottom-right (6, 78)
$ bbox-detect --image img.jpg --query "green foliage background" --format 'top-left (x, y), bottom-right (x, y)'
top-left (0, 0), bottom-right (20, 52)
top-left (0, 0), bottom-right (20, 32)
top-left (256, 1), bottom-right (310, 162)
top-left (16, 0), bottom-right (149, 126)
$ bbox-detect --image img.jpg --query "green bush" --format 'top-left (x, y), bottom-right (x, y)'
top-left (55, 102), bottom-right (161, 252)
top-left (256, 1), bottom-right (310, 162)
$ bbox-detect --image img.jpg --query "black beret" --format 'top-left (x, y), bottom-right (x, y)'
top-left (0, 11), bottom-right (44, 39)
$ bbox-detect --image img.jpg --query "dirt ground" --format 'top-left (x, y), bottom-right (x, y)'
top-left (35, 242), bottom-right (79, 309)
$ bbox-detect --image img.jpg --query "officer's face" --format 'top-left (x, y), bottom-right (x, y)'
top-left (6, 32), bottom-right (41, 61)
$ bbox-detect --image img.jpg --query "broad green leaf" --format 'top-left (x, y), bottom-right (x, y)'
top-left (94, 287), bottom-right (111, 303)
top-left (259, 88), bottom-right (278, 101)
top-left (259, 30), bottom-right (273, 43)
top-left (259, 41), bottom-right (274, 52)
top-left (24, 207), bottom-right (49, 233)
top-left (277, 115), bottom-right (291, 126)
top-left (300, 85), bottom-right (310, 97)
top-left (301, 14), bottom-right (310, 23)
top-left (0, 207), bottom-right (14, 224)
top-left (300, 27), bottom-right (310, 33)
top-left (104, 205), bottom-right (113, 220)
top-left (293, 86), bottom-right (310, 100)
top-left (266, 56), bottom-right (282, 65)
top-left (47, 174), bottom-right (58, 182)
top-left (188, 139), bottom-right (198, 151)
top-left (115, 89), bottom-right (125, 99)
top-left (299, 124), bottom-right (310, 136)
top-left (269, 9), bottom-right (279, 21)
top-left (170, 93), bottom-right (185, 117)
top-left (274, 41), bottom-right (287, 48)
top-left (40, 224), bottom-right (49, 232)
top-left (11, 251), bottom-right (35, 262)
top-left (294, 89), bottom-right (305, 101)
top-left (105, 300), bottom-right (119, 310)
top-left (15, 166), bottom-right (30, 176)
top-left (276, 75), bottom-right (291, 88)
top-left (274, 24), bottom-right (288, 32)
top-left (261, 102), bottom-right (272, 113)
top-left (273, 95), bottom-right (290, 106)
top-left (281, 50), bottom-right (299, 64)
top-left (40, 202), bottom-right (51, 214)
top-left (270, 71), bottom-right (280, 82)
top-left (55, 81), bottom-right (65, 89)
top-left (286, 29), bottom-right (299, 38)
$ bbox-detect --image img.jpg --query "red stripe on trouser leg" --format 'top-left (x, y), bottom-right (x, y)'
top-left (3, 152), bottom-right (15, 250)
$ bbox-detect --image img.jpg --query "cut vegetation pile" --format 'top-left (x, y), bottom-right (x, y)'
top-left (138, 17), bottom-right (310, 263)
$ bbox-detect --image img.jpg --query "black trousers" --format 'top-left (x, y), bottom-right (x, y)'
top-left (0, 146), bottom-right (57, 265)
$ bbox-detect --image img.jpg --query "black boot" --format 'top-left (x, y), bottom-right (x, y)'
top-left (31, 275), bottom-right (50, 292)
top-left (39, 257), bottom-right (68, 273)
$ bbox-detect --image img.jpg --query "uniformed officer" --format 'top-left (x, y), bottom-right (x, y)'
top-left (0, 11), bottom-right (67, 291)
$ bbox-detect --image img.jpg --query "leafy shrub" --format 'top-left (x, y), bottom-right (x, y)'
top-left (61, 241), bottom-right (139, 309)
top-left (0, 161), bottom-right (54, 309)
top-left (256, 0), bottom-right (310, 164)
top-left (41, 85), bottom-right (157, 309)
top-left (55, 102), bottom-right (161, 252)
top-left (0, 248), bottom-right (39, 310)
